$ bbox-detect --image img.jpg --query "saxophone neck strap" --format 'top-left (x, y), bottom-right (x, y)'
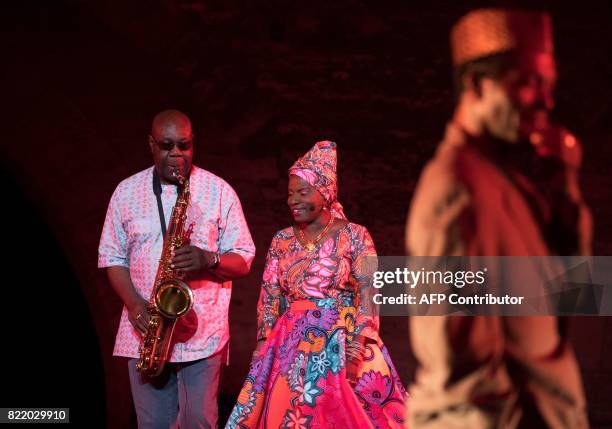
top-left (152, 169), bottom-right (167, 238)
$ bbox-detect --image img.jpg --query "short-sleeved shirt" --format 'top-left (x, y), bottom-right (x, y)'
top-left (98, 165), bottom-right (255, 362)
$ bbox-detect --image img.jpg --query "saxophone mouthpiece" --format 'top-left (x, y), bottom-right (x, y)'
top-left (172, 169), bottom-right (186, 185)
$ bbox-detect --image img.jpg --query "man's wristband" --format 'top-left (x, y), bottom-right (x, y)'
top-left (210, 252), bottom-right (220, 269)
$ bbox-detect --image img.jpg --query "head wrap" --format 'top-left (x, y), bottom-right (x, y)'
top-left (450, 8), bottom-right (554, 66)
top-left (289, 140), bottom-right (346, 220)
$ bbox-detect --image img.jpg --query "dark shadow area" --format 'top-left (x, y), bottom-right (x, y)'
top-left (0, 165), bottom-right (106, 427)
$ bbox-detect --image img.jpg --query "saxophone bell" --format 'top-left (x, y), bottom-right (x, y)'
top-left (155, 278), bottom-right (194, 319)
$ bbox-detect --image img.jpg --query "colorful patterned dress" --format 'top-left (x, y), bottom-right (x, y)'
top-left (226, 222), bottom-right (407, 429)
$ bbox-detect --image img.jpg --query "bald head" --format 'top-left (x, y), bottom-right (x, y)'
top-left (151, 109), bottom-right (192, 137)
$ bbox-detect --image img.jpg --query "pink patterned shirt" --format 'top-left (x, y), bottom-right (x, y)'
top-left (98, 166), bottom-right (255, 362)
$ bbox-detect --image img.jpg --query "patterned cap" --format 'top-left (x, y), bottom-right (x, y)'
top-left (289, 140), bottom-right (347, 220)
top-left (451, 8), bottom-right (554, 66)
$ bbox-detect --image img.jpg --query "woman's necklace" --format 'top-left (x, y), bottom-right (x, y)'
top-left (299, 214), bottom-right (334, 251)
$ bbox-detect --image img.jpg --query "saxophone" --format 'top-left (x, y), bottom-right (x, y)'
top-left (136, 171), bottom-right (195, 377)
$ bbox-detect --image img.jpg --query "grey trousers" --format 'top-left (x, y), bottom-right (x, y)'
top-left (127, 353), bottom-right (222, 429)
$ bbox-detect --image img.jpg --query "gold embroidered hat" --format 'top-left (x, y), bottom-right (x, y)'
top-left (450, 8), bottom-right (554, 66)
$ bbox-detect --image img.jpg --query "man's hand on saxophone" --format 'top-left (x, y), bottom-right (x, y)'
top-left (127, 297), bottom-right (150, 336)
top-left (170, 245), bottom-right (218, 272)
top-left (170, 246), bottom-right (250, 280)
top-left (106, 266), bottom-right (151, 336)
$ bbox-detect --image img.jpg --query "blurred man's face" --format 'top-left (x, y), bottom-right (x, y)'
top-left (479, 52), bottom-right (557, 143)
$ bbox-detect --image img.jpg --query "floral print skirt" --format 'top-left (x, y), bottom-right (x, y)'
top-left (226, 298), bottom-right (407, 428)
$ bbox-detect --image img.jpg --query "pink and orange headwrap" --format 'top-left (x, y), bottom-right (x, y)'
top-left (289, 140), bottom-right (347, 220)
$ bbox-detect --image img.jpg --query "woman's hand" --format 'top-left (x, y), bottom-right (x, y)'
top-left (346, 334), bottom-right (377, 385)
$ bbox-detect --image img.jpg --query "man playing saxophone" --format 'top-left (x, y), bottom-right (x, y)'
top-left (98, 109), bottom-right (256, 429)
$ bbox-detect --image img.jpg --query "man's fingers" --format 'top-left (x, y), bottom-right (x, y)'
top-left (171, 253), bottom-right (193, 264)
top-left (141, 313), bottom-right (151, 326)
top-left (172, 262), bottom-right (198, 273)
top-left (173, 246), bottom-right (192, 256)
top-left (171, 259), bottom-right (194, 269)
top-left (131, 318), bottom-right (146, 335)
top-left (137, 321), bottom-right (147, 335)
top-left (131, 309), bottom-right (151, 335)
top-left (178, 263), bottom-right (197, 272)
